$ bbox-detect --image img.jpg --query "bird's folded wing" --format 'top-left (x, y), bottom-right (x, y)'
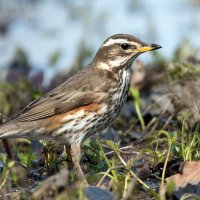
top-left (13, 67), bottom-right (104, 122)
top-left (14, 91), bottom-right (96, 122)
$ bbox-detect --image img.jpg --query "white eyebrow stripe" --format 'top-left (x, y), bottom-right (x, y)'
top-left (102, 38), bottom-right (139, 47)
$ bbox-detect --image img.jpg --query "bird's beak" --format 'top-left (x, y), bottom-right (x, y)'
top-left (138, 44), bottom-right (162, 53)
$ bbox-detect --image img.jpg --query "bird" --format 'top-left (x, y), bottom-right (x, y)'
top-left (0, 34), bottom-right (161, 182)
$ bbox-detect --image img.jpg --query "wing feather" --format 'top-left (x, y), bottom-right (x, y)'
top-left (13, 67), bottom-right (102, 122)
top-left (14, 92), bottom-right (95, 122)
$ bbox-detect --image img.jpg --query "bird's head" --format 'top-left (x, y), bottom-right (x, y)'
top-left (93, 34), bottom-right (161, 71)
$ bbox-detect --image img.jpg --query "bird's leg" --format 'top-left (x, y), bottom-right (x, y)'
top-left (2, 139), bottom-right (13, 159)
top-left (71, 143), bottom-right (87, 184)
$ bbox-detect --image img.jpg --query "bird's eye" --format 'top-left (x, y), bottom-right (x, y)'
top-left (121, 43), bottom-right (129, 50)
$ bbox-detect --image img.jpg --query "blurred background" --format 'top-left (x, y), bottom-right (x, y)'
top-left (1, 1), bottom-right (200, 197)
top-left (0, 0), bottom-right (200, 85)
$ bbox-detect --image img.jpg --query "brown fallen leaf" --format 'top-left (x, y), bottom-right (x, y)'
top-left (160, 161), bottom-right (200, 199)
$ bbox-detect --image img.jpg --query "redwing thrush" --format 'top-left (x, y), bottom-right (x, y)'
top-left (0, 34), bottom-right (161, 181)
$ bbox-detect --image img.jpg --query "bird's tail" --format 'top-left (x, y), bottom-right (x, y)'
top-left (0, 121), bottom-right (22, 139)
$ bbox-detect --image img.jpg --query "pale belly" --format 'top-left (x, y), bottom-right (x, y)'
top-left (50, 69), bottom-right (131, 144)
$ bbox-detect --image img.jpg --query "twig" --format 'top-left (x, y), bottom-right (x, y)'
top-left (122, 171), bottom-right (130, 198)
top-left (121, 176), bottom-right (137, 200)
top-left (96, 168), bottom-right (111, 187)
top-left (117, 152), bottom-right (150, 190)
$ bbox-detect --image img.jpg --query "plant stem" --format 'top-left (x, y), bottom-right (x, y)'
top-left (130, 87), bottom-right (146, 130)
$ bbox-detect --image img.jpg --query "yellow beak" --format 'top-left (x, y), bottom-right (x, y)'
top-left (138, 44), bottom-right (162, 53)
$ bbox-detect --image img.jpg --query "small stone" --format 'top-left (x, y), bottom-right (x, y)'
top-left (85, 186), bottom-right (114, 200)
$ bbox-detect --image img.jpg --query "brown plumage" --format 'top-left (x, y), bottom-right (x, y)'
top-left (0, 34), bottom-right (161, 182)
